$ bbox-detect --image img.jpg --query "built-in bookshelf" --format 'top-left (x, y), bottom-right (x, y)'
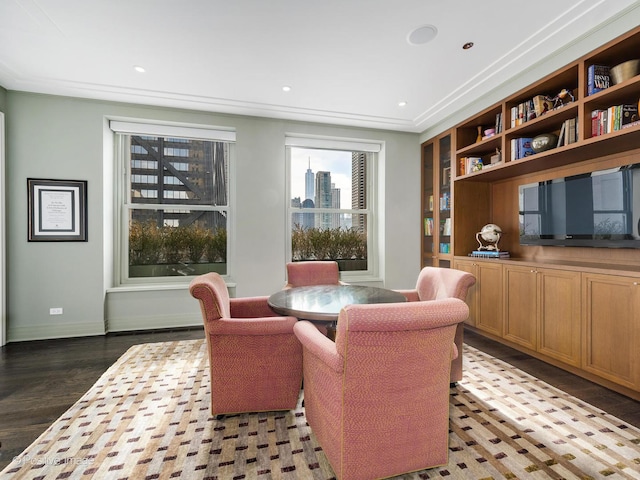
top-left (420, 24), bottom-right (640, 400)
top-left (423, 23), bottom-right (640, 265)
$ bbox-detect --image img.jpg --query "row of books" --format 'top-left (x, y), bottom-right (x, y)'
top-left (510, 95), bottom-right (554, 128)
top-left (468, 250), bottom-right (510, 258)
top-left (587, 64), bottom-right (611, 96)
top-left (423, 217), bottom-right (452, 236)
top-left (557, 117), bottom-right (578, 146)
top-left (459, 156), bottom-right (483, 175)
top-left (426, 193), bottom-right (452, 212)
top-left (510, 137), bottom-right (535, 160)
top-left (591, 104), bottom-right (639, 136)
top-left (494, 112), bottom-right (503, 135)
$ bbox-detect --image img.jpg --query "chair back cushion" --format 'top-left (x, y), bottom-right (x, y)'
top-left (286, 261), bottom-right (340, 287)
top-left (329, 298), bottom-right (469, 479)
top-left (415, 266), bottom-right (476, 301)
top-left (189, 272), bottom-right (231, 322)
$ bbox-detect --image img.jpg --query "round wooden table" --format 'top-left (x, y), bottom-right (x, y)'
top-left (268, 284), bottom-right (407, 339)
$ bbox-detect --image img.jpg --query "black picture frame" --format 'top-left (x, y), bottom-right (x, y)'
top-left (27, 178), bottom-right (87, 242)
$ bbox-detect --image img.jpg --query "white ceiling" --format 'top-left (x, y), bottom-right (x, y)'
top-left (1, 0), bottom-right (639, 133)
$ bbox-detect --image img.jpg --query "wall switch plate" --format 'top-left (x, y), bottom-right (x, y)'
top-left (49, 307), bottom-right (63, 315)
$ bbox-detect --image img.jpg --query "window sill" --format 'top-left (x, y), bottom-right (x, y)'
top-left (107, 280), bottom-right (237, 294)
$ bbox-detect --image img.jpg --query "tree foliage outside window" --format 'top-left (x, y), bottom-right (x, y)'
top-left (119, 134), bottom-right (230, 279)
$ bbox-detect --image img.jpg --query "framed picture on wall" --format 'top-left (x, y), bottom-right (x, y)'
top-left (27, 178), bottom-right (87, 241)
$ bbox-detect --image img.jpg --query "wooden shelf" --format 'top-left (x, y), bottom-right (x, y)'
top-left (456, 124), bottom-right (640, 182)
top-left (424, 25), bottom-right (640, 401)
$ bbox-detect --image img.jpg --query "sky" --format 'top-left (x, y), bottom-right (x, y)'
top-left (290, 147), bottom-right (352, 207)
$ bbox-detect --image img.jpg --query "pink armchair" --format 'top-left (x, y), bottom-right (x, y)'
top-left (395, 267), bottom-right (476, 384)
top-left (284, 261), bottom-right (344, 288)
top-left (294, 298), bottom-right (469, 480)
top-left (189, 272), bottom-right (302, 416)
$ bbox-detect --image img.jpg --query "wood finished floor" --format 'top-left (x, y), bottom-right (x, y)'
top-left (0, 327), bottom-right (639, 471)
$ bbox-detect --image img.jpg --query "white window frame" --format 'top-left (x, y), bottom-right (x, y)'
top-left (285, 134), bottom-right (381, 282)
top-left (111, 119), bottom-right (236, 286)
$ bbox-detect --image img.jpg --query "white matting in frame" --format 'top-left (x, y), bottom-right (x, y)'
top-left (28, 178), bottom-right (87, 241)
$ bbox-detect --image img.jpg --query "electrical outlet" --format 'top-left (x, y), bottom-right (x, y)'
top-left (49, 307), bottom-right (63, 315)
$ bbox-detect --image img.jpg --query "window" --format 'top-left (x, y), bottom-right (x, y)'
top-left (111, 121), bottom-right (235, 283)
top-left (286, 136), bottom-right (380, 277)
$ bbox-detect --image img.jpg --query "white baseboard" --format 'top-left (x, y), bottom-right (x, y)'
top-left (8, 320), bottom-right (106, 343)
top-left (106, 313), bottom-right (202, 333)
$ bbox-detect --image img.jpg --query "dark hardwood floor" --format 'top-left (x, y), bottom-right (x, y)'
top-left (0, 327), bottom-right (638, 471)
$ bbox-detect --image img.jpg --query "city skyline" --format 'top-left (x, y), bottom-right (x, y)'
top-left (290, 147), bottom-right (352, 207)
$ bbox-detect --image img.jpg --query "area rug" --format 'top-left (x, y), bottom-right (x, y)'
top-left (2, 339), bottom-right (639, 479)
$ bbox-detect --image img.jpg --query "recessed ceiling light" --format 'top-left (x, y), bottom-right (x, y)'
top-left (134, 65), bottom-right (146, 73)
top-left (462, 42), bottom-right (474, 50)
top-left (407, 24), bottom-right (438, 46)
top-left (282, 85), bottom-right (292, 92)
top-left (398, 101), bottom-right (407, 107)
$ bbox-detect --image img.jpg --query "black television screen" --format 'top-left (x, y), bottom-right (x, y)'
top-left (519, 163), bottom-right (640, 248)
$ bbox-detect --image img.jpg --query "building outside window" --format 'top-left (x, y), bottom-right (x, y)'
top-left (111, 121), bottom-right (235, 284)
top-left (286, 136), bottom-right (380, 277)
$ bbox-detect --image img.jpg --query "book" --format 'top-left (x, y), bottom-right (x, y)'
top-left (515, 137), bottom-right (535, 159)
top-left (468, 250), bottom-right (510, 258)
top-left (532, 95), bottom-right (551, 117)
top-left (442, 218), bottom-right (452, 236)
top-left (566, 117), bottom-right (577, 145)
top-left (557, 121), bottom-right (566, 146)
top-left (621, 104), bottom-right (639, 126)
top-left (591, 109), bottom-right (604, 136)
top-left (424, 217), bottom-right (434, 236)
top-left (622, 119), bottom-right (640, 130)
top-left (465, 157), bottom-right (483, 173)
top-left (587, 64), bottom-right (611, 96)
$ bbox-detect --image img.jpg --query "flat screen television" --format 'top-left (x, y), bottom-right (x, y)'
top-left (519, 163), bottom-right (640, 248)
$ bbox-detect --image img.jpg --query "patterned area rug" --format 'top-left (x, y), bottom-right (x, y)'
top-left (2, 339), bottom-right (639, 479)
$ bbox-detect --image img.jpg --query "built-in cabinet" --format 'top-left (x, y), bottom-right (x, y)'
top-left (454, 258), bottom-right (640, 398)
top-left (503, 265), bottom-right (581, 367)
top-left (454, 259), bottom-right (502, 335)
top-left (583, 272), bottom-right (640, 391)
top-left (424, 25), bottom-right (640, 400)
top-left (421, 133), bottom-right (453, 268)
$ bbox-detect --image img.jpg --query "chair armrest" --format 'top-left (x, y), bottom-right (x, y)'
top-left (393, 289), bottom-right (420, 302)
top-left (293, 321), bottom-right (343, 374)
top-left (230, 296), bottom-right (278, 318)
top-left (207, 316), bottom-right (297, 335)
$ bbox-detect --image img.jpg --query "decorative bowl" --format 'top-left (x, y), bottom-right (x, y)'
top-left (610, 59), bottom-right (640, 85)
top-left (531, 133), bottom-right (558, 153)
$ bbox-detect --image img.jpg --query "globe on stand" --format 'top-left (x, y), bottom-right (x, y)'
top-left (476, 224), bottom-right (502, 251)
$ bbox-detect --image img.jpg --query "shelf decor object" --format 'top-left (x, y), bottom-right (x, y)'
top-left (27, 178), bottom-right (88, 242)
top-left (531, 133), bottom-right (559, 153)
top-left (610, 59), bottom-right (640, 84)
top-left (475, 224), bottom-right (502, 251)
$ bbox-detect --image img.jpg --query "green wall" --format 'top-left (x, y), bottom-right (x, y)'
top-left (4, 92), bottom-right (420, 341)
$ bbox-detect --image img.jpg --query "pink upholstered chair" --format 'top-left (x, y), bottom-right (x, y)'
top-left (293, 298), bottom-right (469, 480)
top-left (395, 267), bottom-right (476, 384)
top-left (284, 261), bottom-right (345, 288)
top-left (189, 272), bottom-right (302, 416)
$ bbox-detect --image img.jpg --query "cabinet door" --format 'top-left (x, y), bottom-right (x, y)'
top-left (538, 268), bottom-right (581, 366)
top-left (583, 273), bottom-right (640, 389)
top-left (422, 132), bottom-right (454, 268)
top-left (438, 135), bottom-right (451, 258)
top-left (503, 265), bottom-right (537, 350)
top-left (422, 142), bottom-right (435, 267)
top-left (475, 262), bottom-right (503, 336)
top-left (453, 259), bottom-right (478, 326)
